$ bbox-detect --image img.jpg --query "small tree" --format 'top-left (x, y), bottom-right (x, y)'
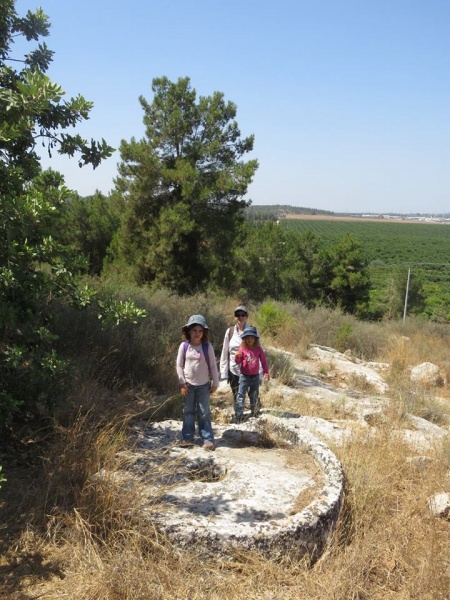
top-left (380, 267), bottom-right (426, 320)
top-left (319, 233), bottom-right (371, 314)
top-left (112, 76), bottom-right (258, 293)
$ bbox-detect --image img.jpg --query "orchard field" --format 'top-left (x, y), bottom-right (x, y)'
top-left (282, 217), bottom-right (450, 319)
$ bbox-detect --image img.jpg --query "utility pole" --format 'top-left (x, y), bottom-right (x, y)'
top-left (403, 267), bottom-right (411, 323)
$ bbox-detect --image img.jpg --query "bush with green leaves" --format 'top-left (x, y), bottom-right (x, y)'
top-left (0, 3), bottom-right (144, 423)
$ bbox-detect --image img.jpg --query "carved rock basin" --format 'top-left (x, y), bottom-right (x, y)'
top-left (130, 414), bottom-right (344, 559)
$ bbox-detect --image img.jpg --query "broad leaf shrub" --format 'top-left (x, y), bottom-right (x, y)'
top-left (0, 5), bottom-right (148, 425)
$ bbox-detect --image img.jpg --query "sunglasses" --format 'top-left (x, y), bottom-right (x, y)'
top-left (235, 312), bottom-right (247, 317)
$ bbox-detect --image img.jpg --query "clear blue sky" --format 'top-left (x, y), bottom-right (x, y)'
top-left (14, 0), bottom-right (450, 213)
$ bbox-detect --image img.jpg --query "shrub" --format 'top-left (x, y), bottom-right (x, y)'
top-left (334, 322), bottom-right (354, 352)
top-left (265, 349), bottom-right (295, 385)
top-left (254, 301), bottom-right (294, 337)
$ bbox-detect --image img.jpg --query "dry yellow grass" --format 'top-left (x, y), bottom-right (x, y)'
top-left (2, 307), bottom-right (450, 599)
top-left (5, 425), bottom-right (449, 600)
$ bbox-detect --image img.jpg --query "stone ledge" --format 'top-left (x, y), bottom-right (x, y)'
top-left (136, 415), bottom-right (344, 559)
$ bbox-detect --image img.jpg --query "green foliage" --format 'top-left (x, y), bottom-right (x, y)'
top-left (0, 6), bottom-right (114, 199)
top-left (283, 218), bottom-right (450, 320)
top-left (234, 221), bottom-right (323, 303)
top-left (334, 322), bottom-right (353, 351)
top-left (371, 267), bottom-right (426, 320)
top-left (97, 298), bottom-right (147, 328)
top-left (319, 233), bottom-right (371, 314)
top-left (58, 190), bottom-right (120, 275)
top-left (234, 222), bottom-right (370, 313)
top-left (283, 219), bottom-right (450, 265)
top-left (0, 465), bottom-right (5, 489)
top-left (51, 286), bottom-right (230, 396)
top-left (112, 76), bottom-right (258, 293)
top-left (254, 301), bottom-right (294, 336)
top-left (0, 2), bottom-right (142, 423)
top-left (1, 171), bottom-right (79, 417)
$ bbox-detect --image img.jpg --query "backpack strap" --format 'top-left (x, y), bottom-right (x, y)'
top-left (202, 343), bottom-right (211, 374)
top-left (227, 326), bottom-right (234, 343)
top-left (183, 340), bottom-right (211, 375)
top-left (183, 340), bottom-right (189, 363)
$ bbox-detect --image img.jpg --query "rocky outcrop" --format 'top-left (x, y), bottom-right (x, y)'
top-left (410, 362), bottom-right (446, 387)
top-left (121, 343), bottom-right (450, 561)
top-left (130, 417), bottom-right (344, 559)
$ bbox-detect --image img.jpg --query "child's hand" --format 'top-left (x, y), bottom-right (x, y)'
top-left (180, 383), bottom-right (189, 397)
top-left (210, 385), bottom-right (218, 394)
top-left (264, 373), bottom-right (270, 382)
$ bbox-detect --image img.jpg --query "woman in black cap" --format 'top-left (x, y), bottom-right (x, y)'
top-left (219, 306), bottom-right (262, 420)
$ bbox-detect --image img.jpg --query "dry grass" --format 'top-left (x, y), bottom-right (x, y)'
top-left (5, 424), bottom-right (449, 600)
top-left (384, 330), bottom-right (450, 388)
top-left (263, 388), bottom-right (357, 421)
top-left (382, 333), bottom-right (450, 429)
top-left (266, 349), bottom-right (297, 385)
top-left (3, 303), bottom-right (450, 599)
top-left (347, 373), bottom-right (379, 394)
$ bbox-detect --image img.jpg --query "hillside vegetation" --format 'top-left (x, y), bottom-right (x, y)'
top-left (283, 218), bottom-right (450, 320)
top-left (1, 292), bottom-right (450, 599)
top-left (245, 205), bottom-right (336, 221)
top-left (2, 7), bottom-right (450, 597)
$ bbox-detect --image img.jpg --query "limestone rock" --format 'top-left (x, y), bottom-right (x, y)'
top-left (306, 345), bottom-right (389, 394)
top-left (428, 492), bottom-right (450, 518)
top-left (410, 362), bottom-right (446, 387)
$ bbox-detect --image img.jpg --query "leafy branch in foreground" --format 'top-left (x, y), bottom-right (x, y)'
top-left (0, 2), bottom-right (141, 425)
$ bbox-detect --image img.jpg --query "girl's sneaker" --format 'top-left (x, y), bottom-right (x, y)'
top-left (178, 439), bottom-right (195, 447)
top-left (203, 440), bottom-right (215, 451)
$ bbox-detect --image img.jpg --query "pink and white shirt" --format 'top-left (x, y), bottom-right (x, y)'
top-left (176, 342), bottom-right (219, 387)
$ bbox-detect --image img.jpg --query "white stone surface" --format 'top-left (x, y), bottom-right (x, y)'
top-left (128, 417), bottom-right (344, 557)
top-left (159, 446), bottom-right (314, 530)
top-left (121, 342), bottom-right (450, 560)
top-left (306, 345), bottom-right (389, 393)
top-left (410, 362), bottom-right (446, 387)
top-left (428, 492), bottom-right (450, 518)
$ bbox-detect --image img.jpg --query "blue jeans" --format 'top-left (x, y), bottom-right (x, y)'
top-left (182, 382), bottom-right (214, 442)
top-left (236, 374), bottom-right (260, 416)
